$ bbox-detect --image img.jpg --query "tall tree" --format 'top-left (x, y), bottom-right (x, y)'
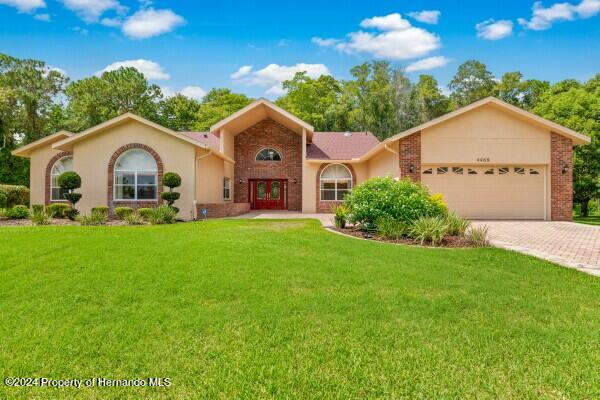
top-left (65, 67), bottom-right (162, 132)
top-left (534, 76), bottom-right (600, 216)
top-left (448, 60), bottom-right (496, 107)
top-left (495, 71), bottom-right (549, 110)
top-left (193, 88), bottom-right (253, 131)
top-left (157, 94), bottom-right (201, 131)
top-left (412, 74), bottom-right (450, 124)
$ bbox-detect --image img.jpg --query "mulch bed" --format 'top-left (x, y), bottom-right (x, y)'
top-left (331, 226), bottom-right (474, 248)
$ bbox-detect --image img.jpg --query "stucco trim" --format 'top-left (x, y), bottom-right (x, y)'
top-left (12, 131), bottom-right (72, 158)
top-left (45, 151), bottom-right (73, 205)
top-left (107, 143), bottom-right (164, 209)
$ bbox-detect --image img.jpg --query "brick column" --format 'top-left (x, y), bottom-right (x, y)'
top-left (398, 132), bottom-right (421, 181)
top-left (550, 132), bottom-right (573, 221)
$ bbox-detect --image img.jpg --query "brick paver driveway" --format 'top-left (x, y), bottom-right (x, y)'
top-left (473, 221), bottom-right (600, 276)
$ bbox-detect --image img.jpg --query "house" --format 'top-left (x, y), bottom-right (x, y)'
top-left (12, 97), bottom-right (590, 221)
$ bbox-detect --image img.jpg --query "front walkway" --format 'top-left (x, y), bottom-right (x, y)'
top-left (474, 221), bottom-right (600, 276)
top-left (234, 211), bottom-right (334, 227)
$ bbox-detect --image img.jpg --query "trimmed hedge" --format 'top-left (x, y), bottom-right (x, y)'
top-left (0, 185), bottom-right (30, 208)
top-left (114, 207), bottom-right (133, 220)
top-left (46, 203), bottom-right (71, 218)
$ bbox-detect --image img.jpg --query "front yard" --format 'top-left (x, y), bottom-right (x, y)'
top-left (1, 219), bottom-right (599, 399)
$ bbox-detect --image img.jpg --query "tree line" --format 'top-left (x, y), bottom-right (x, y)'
top-left (1, 53), bottom-right (598, 214)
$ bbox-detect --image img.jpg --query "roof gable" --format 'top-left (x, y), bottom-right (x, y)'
top-left (11, 131), bottom-right (72, 158)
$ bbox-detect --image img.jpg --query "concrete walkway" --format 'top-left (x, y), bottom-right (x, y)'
top-left (234, 211), bottom-right (334, 227)
top-left (473, 221), bottom-right (600, 276)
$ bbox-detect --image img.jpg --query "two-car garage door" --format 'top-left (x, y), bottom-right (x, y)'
top-left (421, 165), bottom-right (546, 220)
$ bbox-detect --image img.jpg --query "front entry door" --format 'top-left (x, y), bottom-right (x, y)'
top-left (251, 179), bottom-right (286, 210)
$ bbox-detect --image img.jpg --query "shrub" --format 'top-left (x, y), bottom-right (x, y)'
top-left (161, 172), bottom-right (181, 211)
top-left (444, 213), bottom-right (471, 236)
top-left (137, 208), bottom-right (153, 220)
top-left (345, 177), bottom-right (447, 229)
top-left (465, 225), bottom-right (490, 247)
top-left (0, 208), bottom-right (7, 219)
top-left (46, 203), bottom-right (71, 218)
top-left (0, 192), bottom-right (6, 208)
top-left (430, 193), bottom-right (448, 214)
top-left (0, 185), bottom-right (30, 208)
top-left (91, 206), bottom-right (109, 218)
top-left (58, 171), bottom-right (82, 207)
top-left (64, 207), bottom-right (79, 221)
top-left (410, 216), bottom-right (448, 246)
top-left (8, 205), bottom-right (30, 219)
top-left (148, 205), bottom-right (177, 225)
top-left (376, 218), bottom-right (407, 240)
top-left (30, 210), bottom-right (50, 226)
top-left (125, 211), bottom-right (145, 225)
top-left (80, 210), bottom-right (107, 226)
top-left (32, 204), bottom-right (45, 214)
top-left (114, 207), bottom-right (133, 220)
top-left (331, 204), bottom-right (348, 229)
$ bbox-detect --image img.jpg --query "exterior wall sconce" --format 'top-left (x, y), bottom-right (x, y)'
top-left (562, 164), bottom-right (570, 174)
top-left (293, 178), bottom-right (297, 184)
top-left (408, 164), bottom-right (415, 173)
top-left (238, 178), bottom-right (244, 184)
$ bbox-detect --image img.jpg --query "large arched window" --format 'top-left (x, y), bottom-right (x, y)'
top-left (51, 156), bottom-right (73, 201)
top-left (320, 164), bottom-right (352, 201)
top-left (255, 148), bottom-right (281, 161)
top-left (114, 149), bottom-right (158, 200)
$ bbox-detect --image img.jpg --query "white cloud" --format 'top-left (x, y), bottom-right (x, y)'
top-left (100, 17), bottom-right (121, 27)
top-left (311, 37), bottom-right (340, 47)
top-left (61, 0), bottom-right (126, 23)
top-left (0, 0), bottom-right (45, 13)
top-left (405, 56), bottom-right (450, 72)
top-left (34, 12), bottom-right (50, 21)
top-left (179, 86), bottom-right (206, 100)
top-left (476, 19), bottom-right (514, 40)
top-left (408, 10), bottom-right (441, 24)
top-left (121, 8), bottom-right (185, 39)
top-left (231, 63), bottom-right (331, 96)
top-left (72, 26), bottom-right (88, 35)
top-left (97, 59), bottom-right (170, 80)
top-left (519, 0), bottom-right (600, 30)
top-left (316, 13), bottom-right (441, 60)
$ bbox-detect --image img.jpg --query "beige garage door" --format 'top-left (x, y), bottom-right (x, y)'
top-left (422, 166), bottom-right (546, 220)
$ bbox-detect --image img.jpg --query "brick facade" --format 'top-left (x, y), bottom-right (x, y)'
top-left (107, 143), bottom-right (163, 213)
top-left (315, 163), bottom-right (356, 213)
top-left (45, 151), bottom-right (73, 205)
top-left (399, 132), bottom-right (421, 181)
top-left (196, 202), bottom-right (250, 219)
top-left (234, 119), bottom-right (303, 211)
top-left (550, 132), bottom-right (573, 221)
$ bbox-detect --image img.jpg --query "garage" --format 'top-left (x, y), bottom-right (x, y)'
top-left (422, 165), bottom-right (546, 220)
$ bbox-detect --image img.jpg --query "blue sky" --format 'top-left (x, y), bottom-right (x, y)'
top-left (0, 0), bottom-right (599, 99)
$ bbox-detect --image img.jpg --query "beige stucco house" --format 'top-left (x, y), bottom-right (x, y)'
top-left (12, 97), bottom-right (590, 221)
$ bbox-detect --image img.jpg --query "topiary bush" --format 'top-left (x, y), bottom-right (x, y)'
top-left (344, 177), bottom-right (447, 229)
top-left (58, 171), bottom-right (82, 208)
top-left (46, 203), bottom-right (71, 218)
top-left (8, 205), bottom-right (30, 219)
top-left (64, 207), bottom-right (79, 221)
top-left (161, 172), bottom-right (181, 212)
top-left (0, 185), bottom-right (30, 208)
top-left (114, 207), bottom-right (133, 220)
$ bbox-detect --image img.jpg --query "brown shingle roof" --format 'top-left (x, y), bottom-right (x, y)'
top-left (180, 131), bottom-right (220, 151)
top-left (307, 132), bottom-right (380, 160)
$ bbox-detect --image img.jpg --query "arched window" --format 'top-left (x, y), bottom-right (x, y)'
top-left (51, 156), bottom-right (73, 201)
top-left (114, 149), bottom-right (158, 200)
top-left (255, 148), bottom-right (281, 161)
top-left (320, 164), bottom-right (352, 201)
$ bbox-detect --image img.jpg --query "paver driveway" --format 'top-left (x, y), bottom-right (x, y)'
top-left (474, 221), bottom-right (600, 276)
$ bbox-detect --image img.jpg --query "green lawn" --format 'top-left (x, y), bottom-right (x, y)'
top-left (574, 215), bottom-right (600, 226)
top-left (1, 220), bottom-right (599, 399)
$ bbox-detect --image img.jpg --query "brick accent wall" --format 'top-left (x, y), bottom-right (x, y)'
top-left (234, 119), bottom-right (303, 211)
top-left (398, 132), bottom-right (421, 181)
top-left (315, 163), bottom-right (356, 213)
top-left (45, 151), bottom-right (73, 205)
top-left (107, 143), bottom-right (163, 212)
top-left (196, 202), bottom-right (250, 218)
top-left (551, 133), bottom-right (573, 221)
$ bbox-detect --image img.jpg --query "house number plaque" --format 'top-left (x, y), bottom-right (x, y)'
top-left (476, 157), bottom-right (490, 162)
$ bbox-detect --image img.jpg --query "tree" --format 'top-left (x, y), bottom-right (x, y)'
top-left (157, 94), bottom-right (201, 131)
top-left (412, 74), bottom-right (450, 124)
top-left (161, 172), bottom-right (182, 213)
top-left (58, 171), bottom-right (82, 220)
top-left (193, 89), bottom-right (253, 131)
top-left (533, 76), bottom-right (600, 216)
top-left (449, 60), bottom-right (496, 107)
top-left (65, 67), bottom-right (162, 132)
top-left (495, 71), bottom-right (549, 110)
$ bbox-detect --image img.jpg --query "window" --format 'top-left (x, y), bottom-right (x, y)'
top-left (514, 167), bottom-right (525, 175)
top-left (530, 168), bottom-right (540, 175)
top-left (320, 164), bottom-right (352, 201)
top-left (223, 178), bottom-right (231, 199)
top-left (499, 167), bottom-right (509, 175)
top-left (423, 168), bottom-right (433, 175)
top-left (51, 156), bottom-right (73, 201)
top-left (255, 148), bottom-right (281, 161)
top-left (437, 167), bottom-right (448, 174)
top-left (114, 149), bottom-right (158, 200)
top-left (452, 167), bottom-right (463, 175)
top-left (468, 168), bottom-right (478, 175)
top-left (484, 168), bottom-right (494, 175)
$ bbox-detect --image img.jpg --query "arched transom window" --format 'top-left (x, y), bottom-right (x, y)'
top-left (255, 148), bottom-right (281, 161)
top-left (51, 156), bottom-right (73, 201)
top-left (114, 149), bottom-right (158, 200)
top-left (320, 164), bottom-right (352, 201)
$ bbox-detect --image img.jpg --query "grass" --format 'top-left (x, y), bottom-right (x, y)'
top-left (0, 219), bottom-right (599, 399)
top-left (574, 215), bottom-right (600, 226)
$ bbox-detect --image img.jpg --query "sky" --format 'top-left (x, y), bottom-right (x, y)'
top-left (0, 0), bottom-right (599, 100)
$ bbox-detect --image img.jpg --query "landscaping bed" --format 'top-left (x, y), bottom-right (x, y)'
top-left (332, 226), bottom-right (473, 247)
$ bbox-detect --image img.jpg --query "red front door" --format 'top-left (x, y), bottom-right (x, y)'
top-left (251, 179), bottom-right (287, 210)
